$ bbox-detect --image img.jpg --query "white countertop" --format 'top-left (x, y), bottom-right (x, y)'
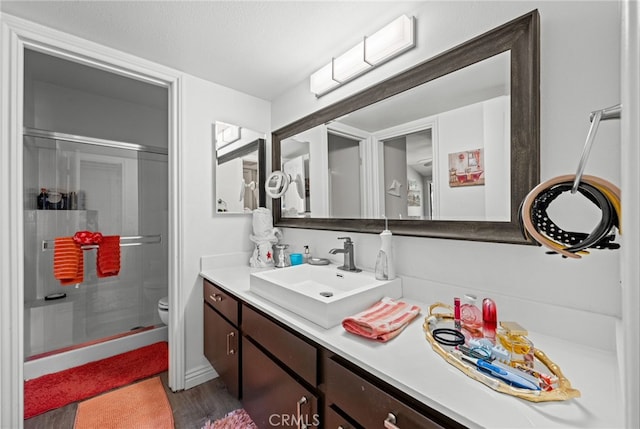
top-left (200, 264), bottom-right (623, 429)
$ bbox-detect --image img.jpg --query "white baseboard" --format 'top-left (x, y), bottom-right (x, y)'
top-left (184, 361), bottom-right (218, 391)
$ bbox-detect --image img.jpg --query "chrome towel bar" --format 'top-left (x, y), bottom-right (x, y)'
top-left (42, 234), bottom-right (162, 251)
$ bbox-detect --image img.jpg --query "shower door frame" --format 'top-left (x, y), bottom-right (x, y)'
top-left (1, 14), bottom-right (185, 428)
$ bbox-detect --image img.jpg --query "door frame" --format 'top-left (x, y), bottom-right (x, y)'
top-left (1, 14), bottom-right (185, 428)
top-left (621, 1), bottom-right (640, 427)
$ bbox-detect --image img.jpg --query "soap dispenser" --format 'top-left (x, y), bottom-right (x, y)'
top-left (375, 218), bottom-right (395, 280)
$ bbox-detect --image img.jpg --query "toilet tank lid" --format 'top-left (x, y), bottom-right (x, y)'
top-left (159, 296), bottom-right (169, 308)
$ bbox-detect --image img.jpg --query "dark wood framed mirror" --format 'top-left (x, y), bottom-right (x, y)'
top-left (272, 10), bottom-right (539, 244)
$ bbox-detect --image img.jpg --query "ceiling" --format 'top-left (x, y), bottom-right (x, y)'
top-left (1, 0), bottom-right (422, 101)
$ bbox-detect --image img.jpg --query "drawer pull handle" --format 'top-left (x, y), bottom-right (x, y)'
top-left (384, 413), bottom-right (400, 429)
top-left (209, 294), bottom-right (222, 302)
top-left (296, 396), bottom-right (308, 429)
top-left (226, 332), bottom-right (236, 355)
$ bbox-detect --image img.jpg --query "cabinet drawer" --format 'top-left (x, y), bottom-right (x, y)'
top-left (203, 279), bottom-right (238, 326)
top-left (325, 357), bottom-right (446, 429)
top-left (242, 337), bottom-right (319, 428)
top-left (325, 405), bottom-right (361, 429)
top-left (242, 305), bottom-right (317, 386)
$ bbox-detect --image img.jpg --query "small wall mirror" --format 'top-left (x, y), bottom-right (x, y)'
top-left (272, 10), bottom-right (539, 244)
top-left (214, 121), bottom-right (266, 214)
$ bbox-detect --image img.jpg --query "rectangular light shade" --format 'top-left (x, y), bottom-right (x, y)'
top-left (310, 62), bottom-right (340, 95)
top-left (365, 15), bottom-right (415, 65)
top-left (310, 15), bottom-right (415, 97)
top-left (216, 123), bottom-right (240, 149)
top-left (333, 41), bottom-right (371, 82)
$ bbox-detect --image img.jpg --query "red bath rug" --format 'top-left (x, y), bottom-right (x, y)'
top-left (24, 341), bottom-right (168, 419)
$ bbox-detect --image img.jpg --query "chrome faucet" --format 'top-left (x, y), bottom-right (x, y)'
top-left (329, 237), bottom-right (361, 272)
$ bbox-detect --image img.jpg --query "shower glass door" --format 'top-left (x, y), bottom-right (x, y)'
top-left (23, 131), bottom-right (168, 359)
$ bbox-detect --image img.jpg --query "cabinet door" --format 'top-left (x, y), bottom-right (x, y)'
top-left (204, 303), bottom-right (240, 398)
top-left (242, 337), bottom-right (319, 428)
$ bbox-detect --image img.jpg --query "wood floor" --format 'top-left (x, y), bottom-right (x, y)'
top-left (24, 372), bottom-right (242, 429)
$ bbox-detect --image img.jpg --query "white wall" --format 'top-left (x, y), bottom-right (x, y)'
top-left (483, 96), bottom-right (510, 221)
top-left (436, 96), bottom-right (509, 221)
top-left (272, 1), bottom-right (621, 346)
top-left (437, 101), bottom-right (486, 219)
top-left (216, 157), bottom-right (244, 213)
top-left (180, 74), bottom-right (270, 383)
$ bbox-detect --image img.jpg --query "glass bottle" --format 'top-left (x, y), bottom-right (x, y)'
top-left (37, 188), bottom-right (48, 210)
top-left (460, 294), bottom-right (482, 336)
top-left (497, 321), bottom-right (535, 368)
top-left (482, 298), bottom-right (497, 341)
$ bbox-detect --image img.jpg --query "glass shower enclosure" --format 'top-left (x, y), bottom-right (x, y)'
top-left (23, 128), bottom-right (168, 360)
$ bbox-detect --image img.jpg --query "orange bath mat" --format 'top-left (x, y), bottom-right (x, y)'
top-left (73, 377), bottom-right (174, 429)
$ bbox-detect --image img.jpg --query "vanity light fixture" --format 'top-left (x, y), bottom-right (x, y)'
top-left (215, 122), bottom-right (241, 149)
top-left (309, 15), bottom-right (416, 97)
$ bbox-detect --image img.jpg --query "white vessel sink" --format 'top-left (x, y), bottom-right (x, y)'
top-left (249, 263), bottom-right (402, 328)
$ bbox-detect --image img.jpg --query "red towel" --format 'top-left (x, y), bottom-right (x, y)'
top-left (97, 235), bottom-right (120, 278)
top-left (73, 231), bottom-right (103, 246)
top-left (342, 297), bottom-right (421, 342)
top-left (53, 237), bottom-right (83, 286)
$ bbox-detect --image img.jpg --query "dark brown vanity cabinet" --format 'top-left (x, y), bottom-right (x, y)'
top-left (242, 304), bottom-right (319, 428)
top-left (324, 404), bottom-right (360, 429)
top-left (203, 278), bottom-right (463, 428)
top-left (203, 280), bottom-right (240, 398)
top-left (324, 356), bottom-right (454, 429)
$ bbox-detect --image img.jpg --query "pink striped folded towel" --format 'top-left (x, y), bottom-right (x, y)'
top-left (342, 296), bottom-right (421, 342)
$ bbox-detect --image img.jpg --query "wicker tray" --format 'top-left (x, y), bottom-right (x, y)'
top-left (423, 302), bottom-right (581, 402)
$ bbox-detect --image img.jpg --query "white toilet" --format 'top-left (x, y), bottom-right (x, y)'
top-left (158, 296), bottom-right (169, 325)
